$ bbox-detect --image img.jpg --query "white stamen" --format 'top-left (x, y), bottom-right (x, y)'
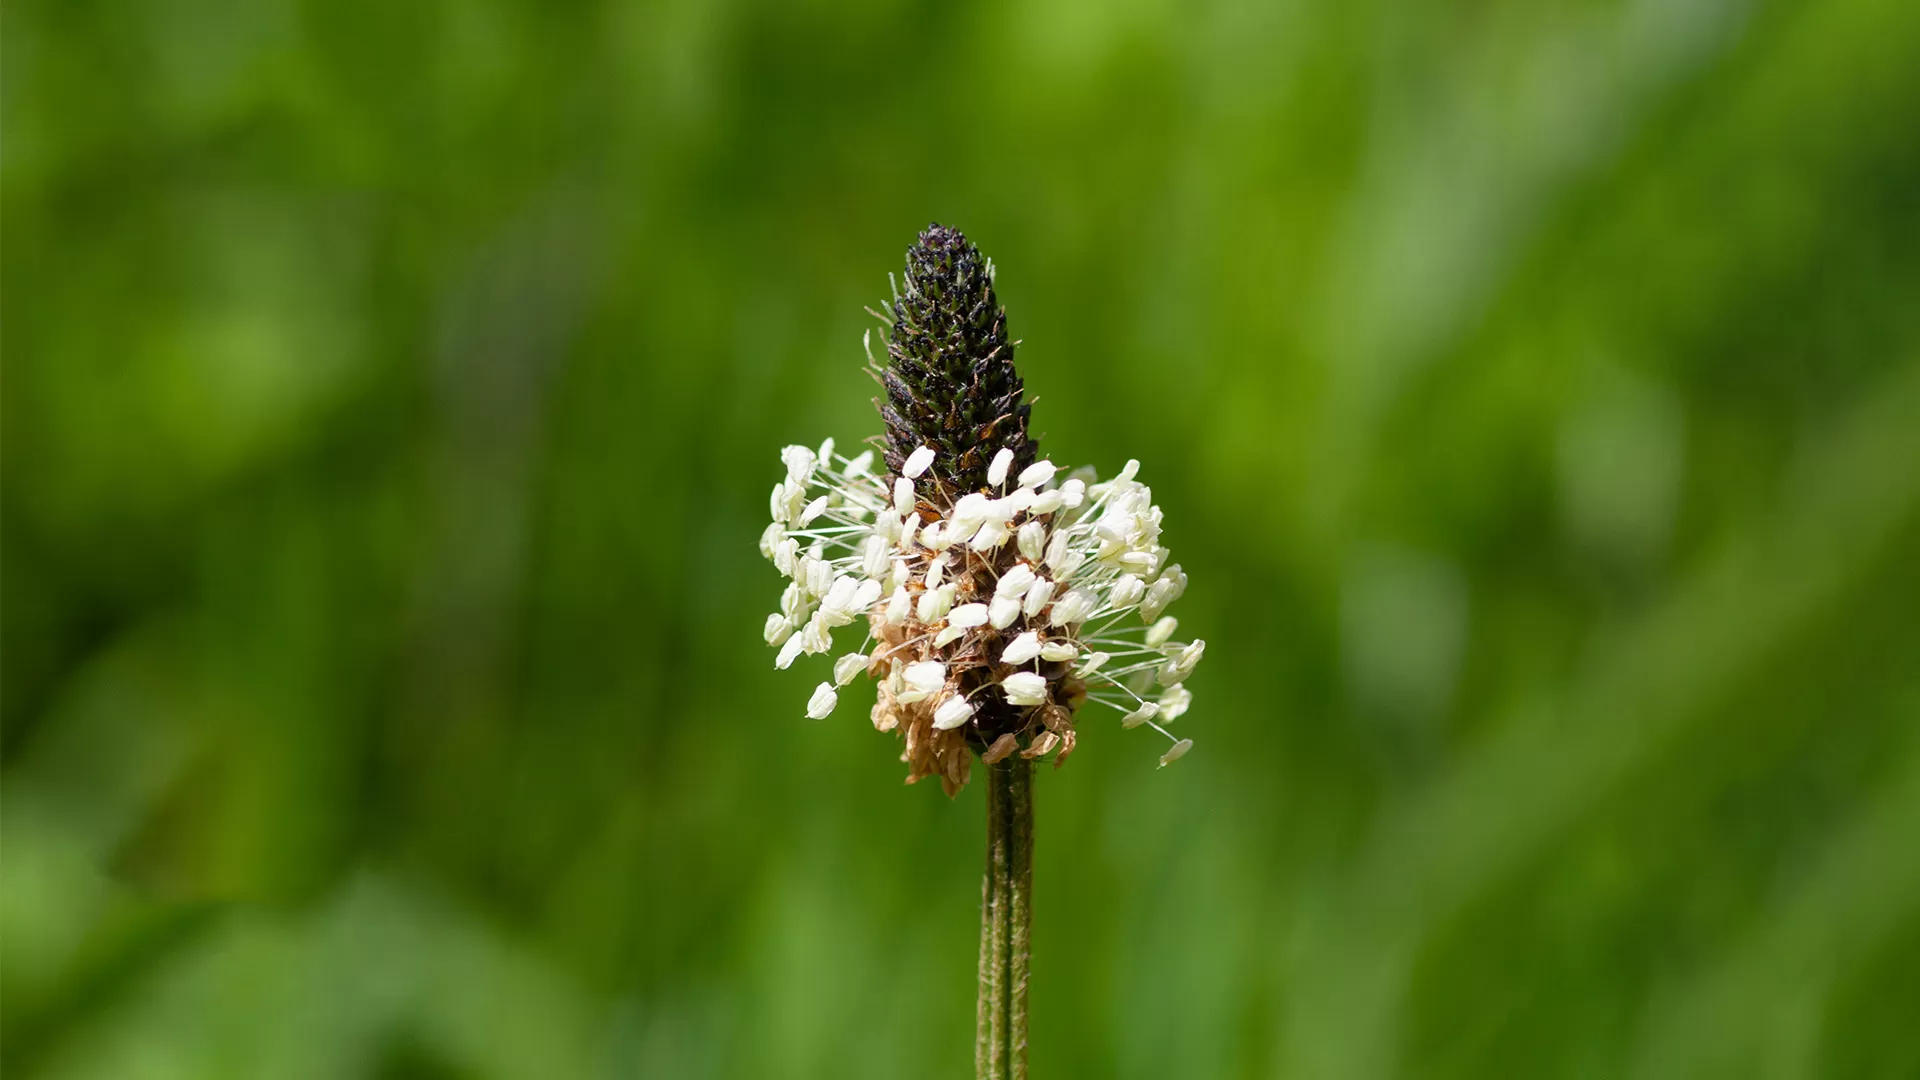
top-left (801, 612), bottom-right (833, 654)
top-left (950, 492), bottom-right (993, 532)
top-left (772, 539), bottom-right (799, 577)
top-left (995, 563), bottom-right (1036, 599)
top-left (1017, 520), bottom-right (1047, 563)
top-left (780, 582), bottom-right (807, 623)
top-left (989, 594), bottom-right (1024, 630)
top-left (1044, 531), bottom-right (1071, 573)
top-left (1159, 684), bottom-right (1192, 720)
top-left (948, 603), bottom-right (990, 629)
top-left (861, 535), bottom-right (891, 580)
top-left (1001, 632), bottom-right (1043, 666)
top-left (775, 632), bottom-right (806, 669)
top-left (1142, 577), bottom-right (1181, 621)
top-left (1108, 574), bottom-right (1146, 610)
top-left (1002, 672), bottom-right (1048, 706)
top-left (781, 445), bottom-right (816, 485)
top-left (899, 661), bottom-right (946, 704)
top-left (988, 447), bottom-right (1015, 487)
top-left (1017, 461), bottom-right (1057, 489)
top-left (820, 576), bottom-right (861, 624)
top-left (1039, 641), bottom-right (1077, 662)
top-left (970, 520), bottom-right (1011, 551)
top-left (1022, 578), bottom-right (1056, 618)
top-left (932, 695), bottom-right (975, 730)
top-left (1161, 640), bottom-right (1205, 684)
top-left (803, 559), bottom-right (832, 599)
top-left (806, 682), bottom-right (838, 719)
top-left (916, 584), bottom-right (955, 623)
top-left (833, 653), bottom-right (868, 686)
top-left (1049, 589), bottom-right (1098, 627)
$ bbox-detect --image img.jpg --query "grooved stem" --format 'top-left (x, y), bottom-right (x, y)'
top-left (980, 761), bottom-right (1008, 1078)
top-left (1008, 758), bottom-right (1033, 1079)
top-left (978, 758), bottom-right (1033, 1079)
top-left (976, 822), bottom-right (994, 1075)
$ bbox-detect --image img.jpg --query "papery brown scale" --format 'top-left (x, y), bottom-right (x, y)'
top-left (944, 738), bottom-right (968, 788)
top-left (1021, 731), bottom-right (1062, 760)
top-left (1051, 729), bottom-right (1078, 769)
top-left (983, 732), bottom-right (1020, 764)
top-left (903, 711), bottom-right (925, 761)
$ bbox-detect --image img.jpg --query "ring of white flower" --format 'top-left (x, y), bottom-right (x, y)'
top-left (764, 438), bottom-right (1200, 790)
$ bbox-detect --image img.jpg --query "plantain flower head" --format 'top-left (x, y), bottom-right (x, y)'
top-left (760, 224), bottom-right (1202, 794)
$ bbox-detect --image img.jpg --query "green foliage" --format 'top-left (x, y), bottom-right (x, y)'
top-left (5, 0), bottom-right (1919, 1077)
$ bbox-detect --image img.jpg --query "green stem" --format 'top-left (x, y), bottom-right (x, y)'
top-left (1008, 757), bottom-right (1033, 1080)
top-left (979, 761), bottom-right (1008, 1078)
top-left (978, 757), bottom-right (1034, 1079)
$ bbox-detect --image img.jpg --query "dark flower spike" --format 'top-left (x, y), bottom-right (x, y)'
top-left (876, 224), bottom-right (1034, 501)
top-left (760, 225), bottom-right (1201, 794)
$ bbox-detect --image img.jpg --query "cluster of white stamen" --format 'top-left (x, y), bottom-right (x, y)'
top-left (761, 437), bottom-right (1202, 768)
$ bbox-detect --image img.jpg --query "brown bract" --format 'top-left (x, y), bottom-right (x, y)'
top-left (866, 506), bottom-right (1082, 796)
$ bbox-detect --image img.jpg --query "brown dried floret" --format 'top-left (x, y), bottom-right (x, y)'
top-left (859, 526), bottom-right (1085, 793)
top-left (982, 732), bottom-right (1020, 765)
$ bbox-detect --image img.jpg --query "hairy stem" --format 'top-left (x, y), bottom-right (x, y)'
top-left (977, 810), bottom-right (995, 1075)
top-left (981, 760), bottom-right (1011, 1079)
top-left (1008, 757), bottom-right (1033, 1079)
top-left (978, 758), bottom-right (1034, 1079)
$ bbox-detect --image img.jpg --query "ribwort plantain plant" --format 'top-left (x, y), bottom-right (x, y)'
top-left (759, 224), bottom-right (1202, 1077)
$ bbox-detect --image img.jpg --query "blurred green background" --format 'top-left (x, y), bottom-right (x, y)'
top-left (6, 0), bottom-right (1920, 1076)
